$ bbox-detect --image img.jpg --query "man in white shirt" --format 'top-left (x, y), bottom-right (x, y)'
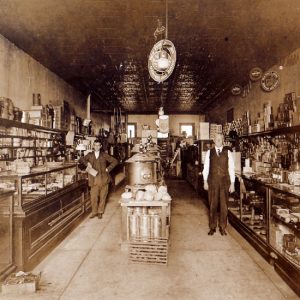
top-left (202, 133), bottom-right (235, 235)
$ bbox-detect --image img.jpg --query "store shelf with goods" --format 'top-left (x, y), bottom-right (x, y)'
top-left (230, 121), bottom-right (300, 295)
top-left (237, 124), bottom-right (300, 174)
top-left (0, 117), bottom-right (66, 165)
top-left (240, 124), bottom-right (300, 138)
top-left (0, 163), bottom-right (90, 271)
top-left (0, 117), bottom-right (65, 134)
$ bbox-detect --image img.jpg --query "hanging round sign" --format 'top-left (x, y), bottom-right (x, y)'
top-left (231, 84), bottom-right (242, 96)
top-left (249, 67), bottom-right (263, 81)
top-left (261, 71), bottom-right (280, 92)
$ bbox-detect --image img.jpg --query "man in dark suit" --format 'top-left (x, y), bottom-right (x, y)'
top-left (202, 133), bottom-right (235, 235)
top-left (80, 139), bottom-right (118, 219)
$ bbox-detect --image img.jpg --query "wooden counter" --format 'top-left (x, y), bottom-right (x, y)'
top-left (12, 179), bottom-right (90, 271)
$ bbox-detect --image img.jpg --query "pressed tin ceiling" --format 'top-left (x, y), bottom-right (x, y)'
top-left (0, 0), bottom-right (300, 114)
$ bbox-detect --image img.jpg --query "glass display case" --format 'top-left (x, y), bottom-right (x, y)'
top-left (227, 124), bottom-right (300, 296)
top-left (0, 164), bottom-right (77, 207)
top-left (234, 176), bottom-right (268, 242)
top-left (0, 191), bottom-right (15, 280)
top-left (269, 187), bottom-right (300, 267)
top-left (228, 177), bottom-right (300, 296)
top-left (0, 163), bottom-right (89, 271)
top-left (0, 118), bottom-right (91, 272)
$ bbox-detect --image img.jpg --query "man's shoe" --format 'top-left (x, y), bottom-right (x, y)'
top-left (98, 213), bottom-right (102, 219)
top-left (90, 213), bottom-right (98, 219)
top-left (208, 229), bottom-right (216, 235)
top-left (219, 228), bottom-right (227, 236)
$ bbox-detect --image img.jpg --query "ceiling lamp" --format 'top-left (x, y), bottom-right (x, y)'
top-left (148, 0), bottom-right (176, 83)
top-left (157, 49), bottom-right (170, 71)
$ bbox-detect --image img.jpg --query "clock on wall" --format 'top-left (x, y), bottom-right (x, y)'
top-left (261, 71), bottom-right (280, 92)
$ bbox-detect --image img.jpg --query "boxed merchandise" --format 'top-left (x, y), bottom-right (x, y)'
top-left (199, 122), bottom-right (209, 140)
top-left (25, 109), bottom-right (43, 119)
top-left (52, 100), bottom-right (70, 130)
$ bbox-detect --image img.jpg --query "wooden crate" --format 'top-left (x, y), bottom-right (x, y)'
top-left (129, 238), bottom-right (168, 265)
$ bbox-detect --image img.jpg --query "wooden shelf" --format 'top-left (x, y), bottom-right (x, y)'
top-left (240, 124), bottom-right (300, 138)
top-left (0, 118), bottom-right (65, 134)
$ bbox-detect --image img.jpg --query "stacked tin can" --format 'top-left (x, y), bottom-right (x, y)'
top-left (128, 207), bottom-right (162, 240)
top-left (128, 207), bottom-right (139, 238)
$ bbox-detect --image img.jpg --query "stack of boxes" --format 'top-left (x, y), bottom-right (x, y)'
top-left (199, 122), bottom-right (223, 141)
top-left (24, 95), bottom-right (71, 130)
top-left (27, 106), bottom-right (44, 126)
top-left (52, 100), bottom-right (70, 130)
top-left (199, 122), bottom-right (209, 140)
top-left (263, 102), bottom-right (273, 130)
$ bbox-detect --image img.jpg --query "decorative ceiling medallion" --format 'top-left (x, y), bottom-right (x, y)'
top-left (249, 67), bottom-right (263, 81)
top-left (231, 84), bottom-right (242, 96)
top-left (148, 39), bottom-right (176, 83)
top-left (261, 71), bottom-right (280, 92)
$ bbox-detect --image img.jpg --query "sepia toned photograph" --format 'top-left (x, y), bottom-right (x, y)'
top-left (0, 0), bottom-right (299, 299)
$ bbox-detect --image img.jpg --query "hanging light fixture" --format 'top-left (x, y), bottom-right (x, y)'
top-left (148, 0), bottom-right (176, 83)
top-left (157, 49), bottom-right (170, 71)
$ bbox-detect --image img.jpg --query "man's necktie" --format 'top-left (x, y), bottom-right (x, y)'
top-left (217, 149), bottom-right (220, 156)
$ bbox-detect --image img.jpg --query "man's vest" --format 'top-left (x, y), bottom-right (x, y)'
top-left (208, 147), bottom-right (230, 184)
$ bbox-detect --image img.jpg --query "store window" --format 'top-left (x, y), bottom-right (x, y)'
top-left (127, 123), bottom-right (137, 138)
top-left (179, 123), bottom-right (194, 137)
